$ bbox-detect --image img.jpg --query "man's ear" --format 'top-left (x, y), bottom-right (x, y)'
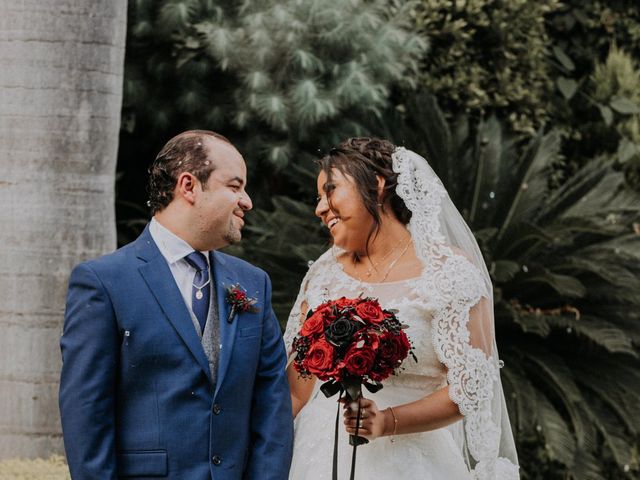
top-left (175, 172), bottom-right (198, 205)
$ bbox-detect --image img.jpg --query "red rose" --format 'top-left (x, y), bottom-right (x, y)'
top-left (378, 331), bottom-right (410, 364)
top-left (312, 302), bottom-right (338, 323)
top-left (313, 301), bottom-right (333, 314)
top-left (343, 345), bottom-right (376, 376)
top-left (325, 360), bottom-right (345, 382)
top-left (300, 311), bottom-right (325, 337)
top-left (369, 364), bottom-right (394, 382)
top-left (334, 297), bottom-right (358, 310)
top-left (355, 300), bottom-right (385, 324)
top-left (303, 340), bottom-right (335, 379)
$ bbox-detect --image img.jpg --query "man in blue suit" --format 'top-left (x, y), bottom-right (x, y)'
top-left (59, 130), bottom-right (293, 479)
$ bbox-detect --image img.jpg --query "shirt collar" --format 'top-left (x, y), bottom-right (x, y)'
top-left (149, 217), bottom-right (210, 266)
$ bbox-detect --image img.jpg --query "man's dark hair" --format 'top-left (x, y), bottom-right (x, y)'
top-left (147, 130), bottom-right (231, 214)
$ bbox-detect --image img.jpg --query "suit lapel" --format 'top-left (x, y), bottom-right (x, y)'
top-left (135, 227), bottom-right (213, 385)
top-left (211, 250), bottom-right (237, 397)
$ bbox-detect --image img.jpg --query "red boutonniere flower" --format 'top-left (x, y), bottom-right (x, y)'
top-left (225, 284), bottom-right (259, 324)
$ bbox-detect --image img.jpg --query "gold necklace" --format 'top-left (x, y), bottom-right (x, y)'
top-left (378, 239), bottom-right (412, 283)
top-left (352, 236), bottom-right (412, 283)
top-left (360, 242), bottom-right (402, 277)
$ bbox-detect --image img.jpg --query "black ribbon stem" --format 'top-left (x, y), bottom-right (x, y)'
top-left (332, 389), bottom-right (342, 480)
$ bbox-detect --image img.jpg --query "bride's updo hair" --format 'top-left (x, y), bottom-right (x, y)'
top-left (317, 137), bottom-right (412, 247)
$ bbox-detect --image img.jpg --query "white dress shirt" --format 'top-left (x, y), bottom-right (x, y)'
top-left (149, 217), bottom-right (211, 315)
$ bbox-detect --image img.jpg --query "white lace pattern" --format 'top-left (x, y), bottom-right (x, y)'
top-left (285, 147), bottom-right (519, 479)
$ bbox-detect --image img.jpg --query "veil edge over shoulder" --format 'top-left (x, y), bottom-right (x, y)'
top-left (393, 147), bottom-right (519, 480)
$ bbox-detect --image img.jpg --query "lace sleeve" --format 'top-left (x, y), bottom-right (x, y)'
top-left (428, 254), bottom-right (519, 479)
top-left (393, 146), bottom-right (519, 479)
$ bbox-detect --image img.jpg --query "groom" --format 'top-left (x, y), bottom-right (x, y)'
top-left (59, 130), bottom-right (293, 479)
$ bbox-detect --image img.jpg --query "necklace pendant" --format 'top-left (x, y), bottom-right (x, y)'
top-left (195, 289), bottom-right (204, 300)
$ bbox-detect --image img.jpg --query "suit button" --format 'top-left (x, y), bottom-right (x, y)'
top-left (213, 403), bottom-right (222, 415)
top-left (212, 455), bottom-right (222, 466)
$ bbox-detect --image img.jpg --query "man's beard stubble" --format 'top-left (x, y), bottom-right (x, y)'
top-left (223, 218), bottom-right (242, 245)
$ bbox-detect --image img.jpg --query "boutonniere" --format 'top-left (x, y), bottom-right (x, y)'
top-left (225, 284), bottom-right (259, 323)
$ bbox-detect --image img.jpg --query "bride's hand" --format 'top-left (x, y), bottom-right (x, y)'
top-left (343, 397), bottom-right (390, 441)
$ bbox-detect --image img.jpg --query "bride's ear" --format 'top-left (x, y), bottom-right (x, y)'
top-left (376, 175), bottom-right (386, 204)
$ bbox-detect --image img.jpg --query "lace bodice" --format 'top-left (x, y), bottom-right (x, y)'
top-left (284, 247), bottom-right (519, 479)
top-left (284, 249), bottom-right (448, 392)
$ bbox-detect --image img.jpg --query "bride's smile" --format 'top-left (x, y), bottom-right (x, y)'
top-left (315, 168), bottom-right (374, 253)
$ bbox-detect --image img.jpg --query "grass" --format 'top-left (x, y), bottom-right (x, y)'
top-left (0, 456), bottom-right (70, 480)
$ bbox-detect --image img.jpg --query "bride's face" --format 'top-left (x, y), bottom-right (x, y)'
top-left (316, 169), bottom-right (374, 253)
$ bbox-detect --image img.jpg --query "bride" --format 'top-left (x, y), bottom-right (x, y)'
top-left (284, 138), bottom-right (519, 479)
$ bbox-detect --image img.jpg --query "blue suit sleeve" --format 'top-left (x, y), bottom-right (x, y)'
top-left (243, 272), bottom-right (294, 479)
top-left (59, 263), bottom-right (119, 480)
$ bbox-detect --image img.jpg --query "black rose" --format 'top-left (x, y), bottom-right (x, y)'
top-left (324, 317), bottom-right (359, 349)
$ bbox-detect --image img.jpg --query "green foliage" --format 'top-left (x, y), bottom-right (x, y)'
top-left (240, 96), bottom-right (640, 478)
top-left (546, 0), bottom-right (640, 79)
top-left (405, 0), bottom-right (640, 190)
top-left (124, 0), bottom-right (426, 169)
top-left (394, 96), bottom-right (640, 478)
top-left (409, 0), bottom-right (559, 134)
top-left (118, 0), bottom-right (426, 236)
top-left (591, 46), bottom-right (640, 183)
top-left (544, 0), bottom-right (640, 184)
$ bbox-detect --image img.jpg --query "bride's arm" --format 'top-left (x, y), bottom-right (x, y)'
top-left (344, 385), bottom-right (461, 439)
top-left (345, 297), bottom-right (492, 439)
top-left (288, 363), bottom-right (316, 418)
top-left (287, 300), bottom-right (317, 417)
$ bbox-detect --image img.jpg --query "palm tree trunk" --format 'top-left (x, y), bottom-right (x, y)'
top-left (0, 0), bottom-right (127, 458)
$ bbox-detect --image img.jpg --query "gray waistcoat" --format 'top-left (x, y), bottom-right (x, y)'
top-left (189, 282), bottom-right (220, 387)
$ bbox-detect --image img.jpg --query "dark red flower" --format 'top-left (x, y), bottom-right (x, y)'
top-left (343, 345), bottom-right (376, 376)
top-left (378, 331), bottom-right (411, 365)
top-left (225, 284), bottom-right (259, 316)
top-left (355, 300), bottom-right (385, 324)
top-left (303, 339), bottom-right (335, 379)
top-left (334, 297), bottom-right (358, 310)
top-left (301, 311), bottom-right (325, 337)
top-left (292, 296), bottom-right (414, 385)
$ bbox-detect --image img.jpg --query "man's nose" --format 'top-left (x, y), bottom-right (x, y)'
top-left (240, 191), bottom-right (253, 211)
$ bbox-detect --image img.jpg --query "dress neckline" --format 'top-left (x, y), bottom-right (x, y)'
top-left (330, 249), bottom-right (423, 286)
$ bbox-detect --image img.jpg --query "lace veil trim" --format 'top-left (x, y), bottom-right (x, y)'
top-left (393, 147), bottom-right (518, 479)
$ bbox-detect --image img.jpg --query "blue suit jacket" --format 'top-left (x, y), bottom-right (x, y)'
top-left (59, 226), bottom-right (293, 479)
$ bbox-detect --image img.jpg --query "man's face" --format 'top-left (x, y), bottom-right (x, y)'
top-left (194, 139), bottom-right (252, 250)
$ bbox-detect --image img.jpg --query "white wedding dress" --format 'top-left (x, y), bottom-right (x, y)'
top-left (284, 147), bottom-right (519, 479)
top-left (284, 251), bottom-right (476, 479)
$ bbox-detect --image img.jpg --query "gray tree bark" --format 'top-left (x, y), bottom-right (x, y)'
top-left (0, 0), bottom-right (127, 458)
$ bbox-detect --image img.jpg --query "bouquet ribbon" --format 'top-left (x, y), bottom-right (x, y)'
top-left (320, 378), bottom-right (382, 480)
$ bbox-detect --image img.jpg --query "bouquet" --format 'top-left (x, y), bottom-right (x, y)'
top-left (292, 296), bottom-right (414, 441)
